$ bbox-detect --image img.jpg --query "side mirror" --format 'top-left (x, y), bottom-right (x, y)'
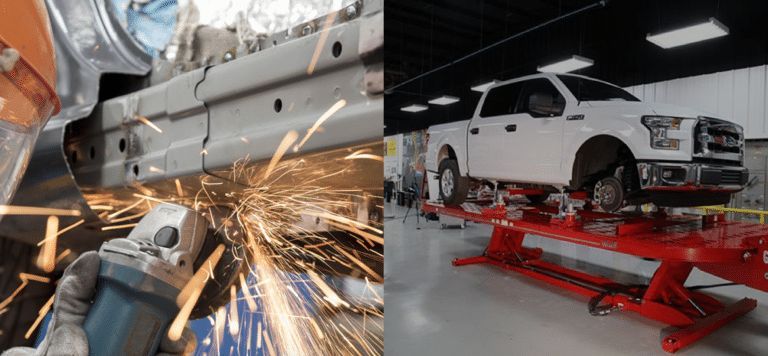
top-left (528, 92), bottom-right (563, 117)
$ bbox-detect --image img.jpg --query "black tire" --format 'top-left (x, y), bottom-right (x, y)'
top-left (526, 193), bottom-right (550, 205)
top-left (438, 159), bottom-right (469, 206)
top-left (0, 237), bottom-right (56, 349)
top-left (594, 176), bottom-right (624, 212)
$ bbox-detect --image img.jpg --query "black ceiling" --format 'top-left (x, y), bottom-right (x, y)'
top-left (384, 0), bottom-right (768, 135)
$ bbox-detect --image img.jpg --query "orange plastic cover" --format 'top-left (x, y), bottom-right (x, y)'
top-left (0, 0), bottom-right (60, 127)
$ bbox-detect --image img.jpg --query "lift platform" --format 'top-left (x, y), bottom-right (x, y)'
top-left (422, 198), bottom-right (768, 353)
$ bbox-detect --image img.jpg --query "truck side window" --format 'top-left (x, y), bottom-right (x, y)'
top-left (479, 82), bottom-right (523, 117)
top-left (516, 79), bottom-right (565, 117)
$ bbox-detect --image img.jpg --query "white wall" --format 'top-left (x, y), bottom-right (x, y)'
top-left (625, 65), bottom-right (768, 139)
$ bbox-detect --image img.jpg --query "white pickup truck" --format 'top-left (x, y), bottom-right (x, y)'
top-left (426, 73), bottom-right (748, 211)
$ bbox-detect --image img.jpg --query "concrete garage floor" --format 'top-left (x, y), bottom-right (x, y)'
top-left (384, 204), bottom-right (768, 355)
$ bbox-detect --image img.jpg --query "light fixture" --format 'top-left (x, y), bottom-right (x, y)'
top-left (471, 80), bottom-right (498, 92)
top-left (428, 95), bottom-right (460, 105)
top-left (537, 55), bottom-right (594, 73)
top-left (400, 104), bottom-right (428, 113)
top-left (646, 18), bottom-right (729, 49)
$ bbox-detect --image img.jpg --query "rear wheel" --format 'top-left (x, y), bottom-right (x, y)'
top-left (438, 159), bottom-right (469, 206)
top-left (594, 176), bottom-right (624, 212)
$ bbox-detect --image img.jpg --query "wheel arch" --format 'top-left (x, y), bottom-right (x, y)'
top-left (437, 144), bottom-right (457, 164)
top-left (569, 134), bottom-right (637, 190)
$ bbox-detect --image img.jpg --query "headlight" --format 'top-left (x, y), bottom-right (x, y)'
top-left (642, 116), bottom-right (682, 150)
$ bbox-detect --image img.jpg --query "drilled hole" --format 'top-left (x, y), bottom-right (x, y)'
top-left (133, 164), bottom-right (139, 176)
top-left (332, 41), bottom-right (342, 58)
top-left (274, 98), bottom-right (283, 113)
top-left (179, 260), bottom-right (186, 267)
top-left (119, 138), bottom-right (126, 153)
top-left (89, 146), bottom-right (96, 160)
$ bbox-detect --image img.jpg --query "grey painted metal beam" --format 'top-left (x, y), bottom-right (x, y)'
top-left (66, 0), bottom-right (383, 189)
top-left (0, 0), bottom-right (382, 247)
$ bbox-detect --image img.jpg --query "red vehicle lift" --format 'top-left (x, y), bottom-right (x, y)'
top-left (422, 197), bottom-right (768, 353)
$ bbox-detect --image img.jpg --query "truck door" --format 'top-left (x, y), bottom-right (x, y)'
top-left (468, 78), bottom-right (565, 184)
top-left (467, 81), bottom-right (524, 179)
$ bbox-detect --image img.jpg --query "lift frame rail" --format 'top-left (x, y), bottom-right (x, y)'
top-left (422, 199), bottom-right (768, 353)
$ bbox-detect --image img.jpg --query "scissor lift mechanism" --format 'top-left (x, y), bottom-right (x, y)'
top-left (422, 195), bottom-right (768, 353)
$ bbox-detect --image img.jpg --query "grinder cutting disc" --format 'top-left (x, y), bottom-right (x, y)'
top-left (190, 206), bottom-right (247, 319)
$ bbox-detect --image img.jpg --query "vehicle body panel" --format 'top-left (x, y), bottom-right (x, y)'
top-left (467, 75), bottom-right (565, 183)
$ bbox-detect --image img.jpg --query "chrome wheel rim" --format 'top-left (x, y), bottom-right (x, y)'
top-left (441, 169), bottom-right (454, 197)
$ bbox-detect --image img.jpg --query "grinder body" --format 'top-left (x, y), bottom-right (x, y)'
top-left (83, 262), bottom-right (179, 355)
top-left (82, 204), bottom-right (211, 356)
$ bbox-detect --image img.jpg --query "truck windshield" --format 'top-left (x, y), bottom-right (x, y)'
top-left (558, 75), bottom-right (640, 102)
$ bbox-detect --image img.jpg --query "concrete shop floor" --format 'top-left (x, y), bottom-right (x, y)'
top-left (384, 204), bottom-right (768, 355)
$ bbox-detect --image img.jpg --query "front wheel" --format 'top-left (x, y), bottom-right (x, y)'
top-left (438, 159), bottom-right (469, 206)
top-left (593, 176), bottom-right (624, 212)
top-left (526, 193), bottom-right (550, 205)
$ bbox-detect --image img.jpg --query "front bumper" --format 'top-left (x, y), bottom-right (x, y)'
top-left (637, 162), bottom-right (748, 191)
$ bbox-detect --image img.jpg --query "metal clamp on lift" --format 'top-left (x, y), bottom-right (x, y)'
top-left (422, 197), bottom-right (768, 353)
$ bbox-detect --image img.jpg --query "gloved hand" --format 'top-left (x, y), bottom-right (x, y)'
top-left (1, 252), bottom-right (197, 356)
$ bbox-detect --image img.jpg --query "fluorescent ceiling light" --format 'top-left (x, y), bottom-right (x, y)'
top-left (428, 96), bottom-right (460, 105)
top-left (537, 55), bottom-right (594, 73)
top-left (471, 80), bottom-right (497, 92)
top-left (646, 18), bottom-right (729, 49)
top-left (401, 104), bottom-right (428, 113)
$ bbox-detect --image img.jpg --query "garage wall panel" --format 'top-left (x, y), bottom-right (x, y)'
top-left (733, 68), bottom-right (750, 134)
top-left (626, 85), bottom-right (638, 97)
top-left (622, 64), bottom-right (768, 139)
top-left (643, 83), bottom-right (655, 102)
top-left (700, 73), bottom-right (719, 114)
top-left (655, 80), bottom-right (667, 103)
top-left (716, 70), bottom-right (734, 121)
top-left (748, 66), bottom-right (765, 136)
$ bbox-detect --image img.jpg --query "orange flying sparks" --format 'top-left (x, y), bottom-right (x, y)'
top-left (306, 11), bottom-right (338, 75)
top-left (263, 130), bottom-right (299, 180)
top-left (69, 140), bottom-right (384, 354)
top-left (0, 205), bottom-right (81, 216)
top-left (0, 273), bottom-right (50, 311)
top-left (169, 244), bottom-right (226, 341)
top-left (294, 100), bottom-right (347, 152)
top-left (136, 115), bottom-right (163, 133)
top-left (35, 216), bottom-right (59, 273)
top-left (24, 294), bottom-right (54, 339)
top-left (228, 285), bottom-right (240, 337)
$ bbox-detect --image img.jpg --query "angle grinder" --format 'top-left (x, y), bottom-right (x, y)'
top-left (82, 203), bottom-right (243, 356)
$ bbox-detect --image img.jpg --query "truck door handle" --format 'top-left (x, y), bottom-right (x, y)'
top-left (470, 128), bottom-right (479, 135)
top-left (505, 124), bottom-right (517, 132)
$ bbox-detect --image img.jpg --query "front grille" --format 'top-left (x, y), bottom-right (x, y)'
top-left (699, 168), bottom-right (748, 186)
top-left (694, 117), bottom-right (743, 158)
top-left (723, 170), bottom-right (749, 185)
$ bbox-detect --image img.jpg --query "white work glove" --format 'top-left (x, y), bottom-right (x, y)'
top-left (1, 252), bottom-right (197, 356)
